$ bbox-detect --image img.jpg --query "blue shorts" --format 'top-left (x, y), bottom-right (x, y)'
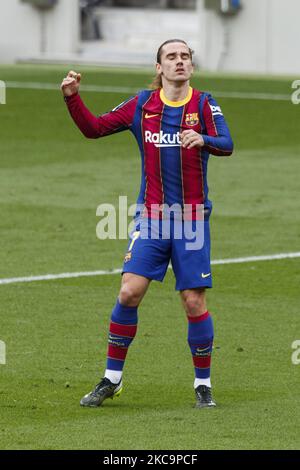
top-left (122, 216), bottom-right (212, 291)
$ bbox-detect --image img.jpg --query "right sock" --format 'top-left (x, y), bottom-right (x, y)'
top-left (194, 377), bottom-right (211, 389)
top-left (105, 300), bottom-right (138, 378)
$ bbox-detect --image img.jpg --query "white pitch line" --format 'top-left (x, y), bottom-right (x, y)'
top-left (5, 81), bottom-right (137, 94)
top-left (211, 90), bottom-right (291, 101)
top-left (0, 252), bottom-right (299, 286)
top-left (211, 252), bottom-right (300, 265)
top-left (5, 81), bottom-right (291, 101)
top-left (0, 269), bottom-right (123, 286)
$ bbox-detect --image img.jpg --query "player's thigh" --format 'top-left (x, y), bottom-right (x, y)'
top-left (171, 220), bottom-right (212, 291)
top-left (122, 218), bottom-right (171, 283)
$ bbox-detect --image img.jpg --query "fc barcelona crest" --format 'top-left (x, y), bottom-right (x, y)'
top-left (185, 113), bottom-right (199, 126)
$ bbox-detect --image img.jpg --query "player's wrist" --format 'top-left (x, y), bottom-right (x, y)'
top-left (201, 135), bottom-right (208, 146)
top-left (64, 92), bottom-right (79, 102)
top-left (198, 135), bottom-right (205, 147)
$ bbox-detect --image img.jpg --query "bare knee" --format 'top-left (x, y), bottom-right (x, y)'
top-left (118, 283), bottom-right (141, 306)
top-left (181, 288), bottom-right (207, 317)
top-left (118, 274), bottom-right (150, 307)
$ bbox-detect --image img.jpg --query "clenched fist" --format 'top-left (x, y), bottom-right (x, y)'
top-left (61, 70), bottom-right (82, 97)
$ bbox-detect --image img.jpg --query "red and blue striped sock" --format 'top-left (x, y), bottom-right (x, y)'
top-left (187, 311), bottom-right (214, 386)
top-left (105, 300), bottom-right (138, 383)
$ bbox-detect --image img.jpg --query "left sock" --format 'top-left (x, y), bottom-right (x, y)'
top-left (194, 377), bottom-right (211, 389)
top-left (187, 311), bottom-right (214, 386)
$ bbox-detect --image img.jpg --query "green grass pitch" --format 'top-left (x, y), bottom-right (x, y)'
top-left (0, 65), bottom-right (299, 450)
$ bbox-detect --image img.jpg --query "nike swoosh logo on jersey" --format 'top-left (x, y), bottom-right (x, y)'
top-left (145, 113), bottom-right (160, 119)
top-left (201, 273), bottom-right (211, 278)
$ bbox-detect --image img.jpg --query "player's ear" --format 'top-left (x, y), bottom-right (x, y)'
top-left (156, 62), bottom-right (162, 75)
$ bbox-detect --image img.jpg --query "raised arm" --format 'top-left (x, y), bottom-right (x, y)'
top-left (61, 70), bottom-right (138, 139)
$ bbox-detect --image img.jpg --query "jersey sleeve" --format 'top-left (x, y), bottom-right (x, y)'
top-left (65, 93), bottom-right (138, 139)
top-left (201, 94), bottom-right (234, 156)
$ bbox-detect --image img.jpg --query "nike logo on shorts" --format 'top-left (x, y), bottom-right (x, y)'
top-left (201, 273), bottom-right (211, 279)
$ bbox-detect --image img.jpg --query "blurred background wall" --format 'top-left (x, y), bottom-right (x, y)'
top-left (0, 0), bottom-right (79, 62)
top-left (0, 0), bottom-right (298, 75)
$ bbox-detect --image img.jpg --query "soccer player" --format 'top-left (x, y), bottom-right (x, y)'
top-left (61, 39), bottom-right (233, 408)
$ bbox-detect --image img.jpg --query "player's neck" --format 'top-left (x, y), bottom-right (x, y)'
top-left (161, 81), bottom-right (190, 103)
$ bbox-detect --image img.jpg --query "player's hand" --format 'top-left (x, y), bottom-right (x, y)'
top-left (180, 130), bottom-right (204, 149)
top-left (61, 70), bottom-right (82, 97)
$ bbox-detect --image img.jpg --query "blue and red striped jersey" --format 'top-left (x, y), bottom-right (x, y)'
top-left (66, 87), bottom-right (233, 217)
